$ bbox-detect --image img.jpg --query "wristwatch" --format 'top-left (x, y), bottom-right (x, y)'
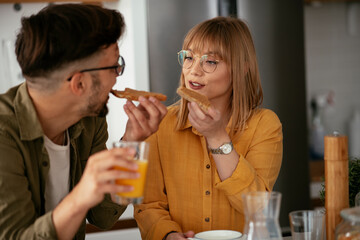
top-left (209, 142), bottom-right (233, 155)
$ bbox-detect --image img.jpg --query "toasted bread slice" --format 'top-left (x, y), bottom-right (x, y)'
top-left (176, 86), bottom-right (210, 111)
top-left (111, 88), bottom-right (167, 101)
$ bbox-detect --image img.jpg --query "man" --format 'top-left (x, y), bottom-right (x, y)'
top-left (0, 4), bottom-right (167, 240)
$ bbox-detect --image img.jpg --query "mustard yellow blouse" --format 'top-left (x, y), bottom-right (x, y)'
top-left (134, 106), bottom-right (283, 240)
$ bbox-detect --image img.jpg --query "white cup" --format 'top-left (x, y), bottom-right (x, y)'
top-left (188, 230), bottom-right (243, 240)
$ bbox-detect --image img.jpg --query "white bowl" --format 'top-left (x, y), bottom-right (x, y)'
top-left (194, 230), bottom-right (242, 240)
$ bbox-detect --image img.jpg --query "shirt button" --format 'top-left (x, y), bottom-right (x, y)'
top-left (42, 161), bottom-right (48, 167)
top-left (205, 190), bottom-right (210, 195)
top-left (206, 164), bottom-right (210, 169)
top-left (205, 217), bottom-right (210, 222)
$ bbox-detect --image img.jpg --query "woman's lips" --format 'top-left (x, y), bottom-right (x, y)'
top-left (189, 81), bottom-right (204, 90)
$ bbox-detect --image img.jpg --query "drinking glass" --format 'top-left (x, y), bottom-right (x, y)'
top-left (112, 141), bottom-right (149, 205)
top-left (289, 210), bottom-right (325, 240)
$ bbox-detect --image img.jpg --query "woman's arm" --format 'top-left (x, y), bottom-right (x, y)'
top-left (134, 133), bottom-right (182, 240)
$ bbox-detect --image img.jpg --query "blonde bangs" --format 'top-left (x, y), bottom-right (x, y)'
top-left (182, 21), bottom-right (230, 64)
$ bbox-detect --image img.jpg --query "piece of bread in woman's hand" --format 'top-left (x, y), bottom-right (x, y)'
top-left (176, 86), bottom-right (210, 111)
top-left (111, 88), bottom-right (167, 101)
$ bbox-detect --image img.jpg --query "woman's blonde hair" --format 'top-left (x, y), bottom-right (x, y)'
top-left (175, 16), bottom-right (263, 141)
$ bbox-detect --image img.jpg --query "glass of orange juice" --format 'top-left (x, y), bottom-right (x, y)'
top-left (112, 141), bottom-right (149, 205)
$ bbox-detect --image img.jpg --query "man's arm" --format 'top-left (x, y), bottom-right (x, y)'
top-left (52, 147), bottom-right (138, 240)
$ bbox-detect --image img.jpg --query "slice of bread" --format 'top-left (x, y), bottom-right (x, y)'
top-left (176, 86), bottom-right (210, 111)
top-left (111, 88), bottom-right (167, 101)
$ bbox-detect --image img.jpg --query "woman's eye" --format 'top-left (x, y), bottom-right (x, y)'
top-left (185, 56), bottom-right (193, 61)
top-left (206, 60), bottom-right (218, 65)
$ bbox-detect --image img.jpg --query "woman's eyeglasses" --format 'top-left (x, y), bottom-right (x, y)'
top-left (177, 50), bottom-right (220, 73)
top-left (67, 55), bottom-right (125, 81)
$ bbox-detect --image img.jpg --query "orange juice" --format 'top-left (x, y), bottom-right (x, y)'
top-left (115, 160), bottom-right (148, 198)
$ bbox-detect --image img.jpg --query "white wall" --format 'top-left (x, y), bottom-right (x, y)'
top-left (0, 3), bottom-right (47, 92)
top-left (104, 0), bottom-right (150, 148)
top-left (304, 2), bottom-right (360, 145)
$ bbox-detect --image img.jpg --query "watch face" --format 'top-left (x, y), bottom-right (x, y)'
top-left (220, 143), bottom-right (232, 154)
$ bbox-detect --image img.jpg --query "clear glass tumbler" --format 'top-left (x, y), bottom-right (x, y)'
top-left (289, 210), bottom-right (325, 240)
top-left (112, 141), bottom-right (149, 205)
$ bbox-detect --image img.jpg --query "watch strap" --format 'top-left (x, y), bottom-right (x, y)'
top-left (210, 148), bottom-right (223, 154)
top-left (209, 141), bottom-right (233, 154)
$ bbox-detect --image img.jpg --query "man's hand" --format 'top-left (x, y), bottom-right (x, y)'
top-left (70, 147), bottom-right (139, 209)
top-left (52, 147), bottom-right (139, 240)
top-left (166, 231), bottom-right (195, 240)
top-left (122, 96), bottom-right (167, 141)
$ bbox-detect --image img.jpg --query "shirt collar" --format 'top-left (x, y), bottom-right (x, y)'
top-left (14, 82), bottom-right (84, 141)
top-left (14, 82), bottom-right (44, 141)
top-left (180, 115), bottom-right (247, 136)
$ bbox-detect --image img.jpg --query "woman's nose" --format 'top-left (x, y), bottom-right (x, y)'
top-left (190, 58), bottom-right (203, 75)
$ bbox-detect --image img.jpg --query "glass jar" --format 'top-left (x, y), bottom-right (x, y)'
top-left (335, 207), bottom-right (360, 240)
top-left (355, 192), bottom-right (360, 207)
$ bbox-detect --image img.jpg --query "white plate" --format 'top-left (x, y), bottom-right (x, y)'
top-left (194, 230), bottom-right (242, 240)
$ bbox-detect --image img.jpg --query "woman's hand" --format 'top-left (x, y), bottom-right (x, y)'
top-left (187, 101), bottom-right (228, 141)
top-left (166, 231), bottom-right (195, 240)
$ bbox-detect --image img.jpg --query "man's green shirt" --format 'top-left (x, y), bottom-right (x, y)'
top-left (0, 83), bottom-right (126, 239)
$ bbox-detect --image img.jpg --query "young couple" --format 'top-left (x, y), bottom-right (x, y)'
top-left (0, 4), bottom-right (282, 240)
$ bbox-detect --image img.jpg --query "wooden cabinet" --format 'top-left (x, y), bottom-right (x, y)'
top-left (309, 160), bottom-right (324, 182)
top-left (309, 160), bottom-right (325, 209)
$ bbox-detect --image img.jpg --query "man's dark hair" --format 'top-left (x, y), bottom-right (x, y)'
top-left (15, 3), bottom-right (125, 78)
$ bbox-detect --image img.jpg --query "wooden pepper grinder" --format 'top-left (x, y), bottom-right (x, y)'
top-left (324, 131), bottom-right (349, 240)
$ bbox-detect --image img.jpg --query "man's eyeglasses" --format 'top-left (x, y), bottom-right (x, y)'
top-left (67, 55), bottom-right (125, 81)
top-left (177, 50), bottom-right (220, 73)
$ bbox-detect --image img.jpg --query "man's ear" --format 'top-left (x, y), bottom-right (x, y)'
top-left (69, 73), bottom-right (86, 96)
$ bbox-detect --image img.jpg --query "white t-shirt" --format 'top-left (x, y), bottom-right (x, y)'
top-left (44, 130), bottom-right (70, 212)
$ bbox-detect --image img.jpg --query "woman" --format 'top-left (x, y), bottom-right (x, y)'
top-left (134, 16), bottom-right (283, 240)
